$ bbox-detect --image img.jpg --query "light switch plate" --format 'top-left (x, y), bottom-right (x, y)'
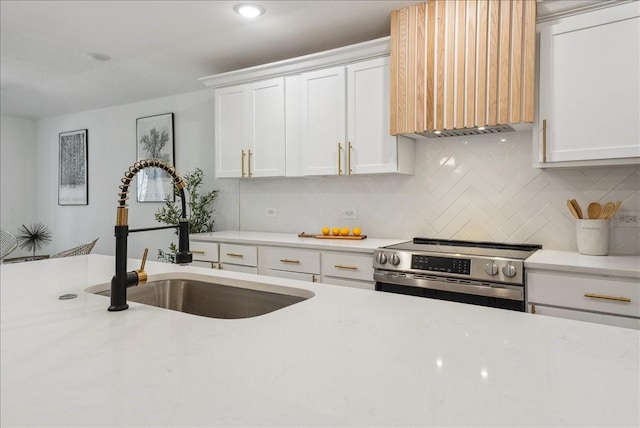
top-left (341, 208), bottom-right (358, 219)
top-left (614, 210), bottom-right (639, 228)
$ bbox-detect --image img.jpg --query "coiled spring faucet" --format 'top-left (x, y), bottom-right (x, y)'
top-left (109, 159), bottom-right (192, 311)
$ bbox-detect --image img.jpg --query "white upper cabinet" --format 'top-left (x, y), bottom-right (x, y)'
top-left (215, 77), bottom-right (286, 178)
top-left (300, 66), bottom-right (347, 176)
top-left (535, 2), bottom-right (640, 167)
top-left (300, 57), bottom-right (414, 176)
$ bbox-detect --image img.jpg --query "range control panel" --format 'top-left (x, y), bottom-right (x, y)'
top-left (411, 255), bottom-right (471, 275)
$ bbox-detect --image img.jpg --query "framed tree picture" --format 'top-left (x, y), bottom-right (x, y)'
top-left (136, 113), bottom-right (175, 202)
top-left (58, 129), bottom-right (88, 206)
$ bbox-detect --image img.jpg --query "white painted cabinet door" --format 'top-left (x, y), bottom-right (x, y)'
top-left (301, 66), bottom-right (346, 176)
top-left (245, 77), bottom-right (286, 177)
top-left (214, 78), bottom-right (286, 178)
top-left (215, 85), bottom-right (244, 178)
top-left (537, 2), bottom-right (640, 165)
top-left (347, 57), bottom-right (399, 174)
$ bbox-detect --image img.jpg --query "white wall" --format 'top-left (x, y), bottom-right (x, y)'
top-left (34, 89), bottom-right (239, 259)
top-left (0, 116), bottom-right (38, 258)
top-left (239, 131), bottom-right (640, 254)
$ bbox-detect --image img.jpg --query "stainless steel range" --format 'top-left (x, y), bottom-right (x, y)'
top-left (374, 238), bottom-right (541, 311)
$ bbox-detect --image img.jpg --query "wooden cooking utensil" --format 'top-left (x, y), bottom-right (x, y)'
top-left (587, 202), bottom-right (602, 219)
top-left (570, 199), bottom-right (583, 219)
top-left (599, 202), bottom-right (615, 219)
top-left (607, 201), bottom-right (622, 219)
top-left (566, 200), bottom-right (580, 219)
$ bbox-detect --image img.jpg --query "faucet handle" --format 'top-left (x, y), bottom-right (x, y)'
top-left (136, 248), bottom-right (149, 284)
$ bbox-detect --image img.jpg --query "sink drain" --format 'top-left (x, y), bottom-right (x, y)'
top-left (58, 294), bottom-right (77, 300)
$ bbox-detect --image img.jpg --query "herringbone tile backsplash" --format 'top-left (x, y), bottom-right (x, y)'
top-left (239, 130), bottom-right (640, 254)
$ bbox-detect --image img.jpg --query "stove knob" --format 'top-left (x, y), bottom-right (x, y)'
top-left (375, 253), bottom-right (387, 264)
top-left (484, 262), bottom-right (498, 276)
top-left (389, 253), bottom-right (401, 266)
top-left (502, 263), bottom-right (517, 278)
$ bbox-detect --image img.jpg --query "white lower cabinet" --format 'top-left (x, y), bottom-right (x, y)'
top-left (321, 251), bottom-right (375, 290)
top-left (527, 271), bottom-right (640, 329)
top-left (189, 241), bottom-right (219, 269)
top-left (219, 243), bottom-right (258, 274)
top-left (261, 246), bottom-right (320, 283)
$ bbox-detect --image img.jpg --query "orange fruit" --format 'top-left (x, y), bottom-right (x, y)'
top-left (321, 226), bottom-right (330, 236)
top-left (353, 227), bottom-right (362, 236)
top-left (332, 227), bottom-right (340, 236)
top-left (340, 227), bottom-right (350, 236)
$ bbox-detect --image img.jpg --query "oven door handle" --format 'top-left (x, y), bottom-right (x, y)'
top-left (374, 271), bottom-right (524, 301)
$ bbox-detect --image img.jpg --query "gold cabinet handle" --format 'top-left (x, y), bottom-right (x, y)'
top-left (335, 264), bottom-right (358, 270)
top-left (584, 293), bottom-right (631, 303)
top-left (279, 258), bottom-right (300, 264)
top-left (191, 250), bottom-right (206, 254)
top-left (531, 304), bottom-right (536, 314)
top-left (226, 253), bottom-right (244, 258)
top-left (542, 119), bottom-right (547, 163)
top-left (241, 150), bottom-right (246, 178)
top-left (338, 142), bottom-right (343, 175)
top-left (312, 274), bottom-right (317, 283)
top-left (348, 141), bottom-right (353, 175)
top-left (248, 149), bottom-right (252, 178)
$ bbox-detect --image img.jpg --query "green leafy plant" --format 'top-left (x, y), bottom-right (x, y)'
top-left (155, 168), bottom-right (218, 263)
top-left (16, 222), bottom-right (52, 260)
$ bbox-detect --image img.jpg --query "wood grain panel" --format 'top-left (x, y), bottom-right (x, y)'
top-left (445, 0), bottom-right (456, 129)
top-left (487, 0), bottom-right (499, 125)
top-left (499, 0), bottom-right (511, 125)
top-left (390, 10), bottom-right (399, 135)
top-left (510, 0), bottom-right (523, 123)
top-left (435, 0), bottom-right (446, 131)
top-left (426, 0), bottom-right (435, 131)
top-left (407, 4), bottom-right (417, 133)
top-left (416, 3), bottom-right (426, 132)
top-left (397, 7), bottom-right (408, 134)
top-left (523, 0), bottom-right (536, 122)
top-left (455, 0), bottom-right (467, 129)
top-left (476, 0), bottom-right (488, 126)
top-left (465, 0), bottom-right (477, 128)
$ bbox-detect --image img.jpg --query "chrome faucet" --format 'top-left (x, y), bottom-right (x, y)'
top-left (109, 159), bottom-right (192, 311)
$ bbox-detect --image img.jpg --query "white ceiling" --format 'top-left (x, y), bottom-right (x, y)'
top-left (0, 0), bottom-right (607, 120)
top-left (0, 1), bottom-right (418, 120)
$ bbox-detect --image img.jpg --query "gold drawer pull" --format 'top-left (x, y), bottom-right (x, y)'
top-left (226, 253), bottom-right (244, 258)
top-left (280, 259), bottom-right (300, 264)
top-left (584, 293), bottom-right (631, 303)
top-left (335, 264), bottom-right (358, 270)
top-left (191, 250), bottom-right (206, 254)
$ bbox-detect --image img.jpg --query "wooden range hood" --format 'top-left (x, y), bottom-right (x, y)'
top-left (390, 0), bottom-right (536, 137)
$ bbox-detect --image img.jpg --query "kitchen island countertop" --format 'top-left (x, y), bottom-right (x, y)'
top-left (1, 254), bottom-right (638, 427)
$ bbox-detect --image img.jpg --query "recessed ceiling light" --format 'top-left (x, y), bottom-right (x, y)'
top-left (234, 3), bottom-right (265, 18)
top-left (84, 52), bottom-right (111, 61)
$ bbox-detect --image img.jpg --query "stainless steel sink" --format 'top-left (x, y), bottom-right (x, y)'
top-left (87, 274), bottom-right (314, 319)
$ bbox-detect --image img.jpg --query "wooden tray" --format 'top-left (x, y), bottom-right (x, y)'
top-left (298, 232), bottom-right (367, 240)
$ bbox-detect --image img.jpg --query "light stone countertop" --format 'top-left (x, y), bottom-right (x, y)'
top-left (190, 230), bottom-right (407, 253)
top-left (526, 249), bottom-right (640, 278)
top-left (1, 254), bottom-right (639, 427)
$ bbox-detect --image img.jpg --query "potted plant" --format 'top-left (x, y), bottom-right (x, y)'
top-left (155, 168), bottom-right (218, 262)
top-left (16, 222), bottom-right (52, 261)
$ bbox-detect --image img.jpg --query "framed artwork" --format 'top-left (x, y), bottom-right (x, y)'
top-left (58, 129), bottom-right (88, 206)
top-left (136, 113), bottom-right (175, 202)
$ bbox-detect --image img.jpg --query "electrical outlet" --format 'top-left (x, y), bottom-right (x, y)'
top-left (614, 210), bottom-right (639, 228)
top-left (264, 208), bottom-right (277, 218)
top-left (341, 208), bottom-right (358, 219)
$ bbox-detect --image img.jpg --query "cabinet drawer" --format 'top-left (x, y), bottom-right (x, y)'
top-left (190, 260), bottom-right (218, 269)
top-left (529, 304), bottom-right (640, 330)
top-left (220, 263), bottom-right (258, 274)
top-left (265, 247), bottom-right (320, 274)
top-left (322, 276), bottom-right (375, 290)
top-left (219, 243), bottom-right (257, 267)
top-left (266, 269), bottom-right (318, 283)
top-left (321, 252), bottom-right (373, 281)
top-left (527, 272), bottom-right (640, 318)
top-left (189, 241), bottom-right (218, 262)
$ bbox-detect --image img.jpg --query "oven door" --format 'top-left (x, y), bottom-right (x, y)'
top-left (374, 270), bottom-right (525, 312)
